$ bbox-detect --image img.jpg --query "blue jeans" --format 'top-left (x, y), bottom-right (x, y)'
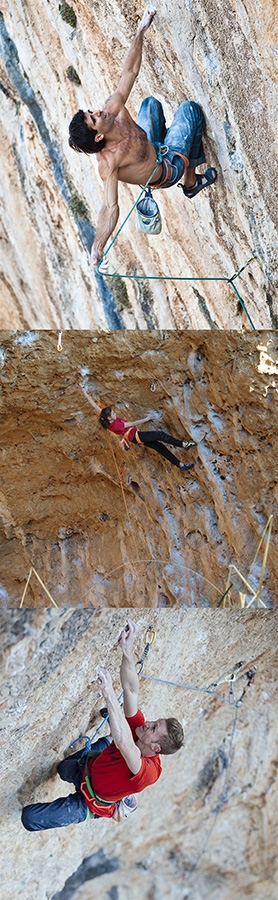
top-left (21, 737), bottom-right (111, 831)
top-left (138, 97), bottom-right (206, 188)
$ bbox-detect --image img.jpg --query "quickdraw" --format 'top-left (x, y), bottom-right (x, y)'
top-left (136, 627), bottom-right (156, 675)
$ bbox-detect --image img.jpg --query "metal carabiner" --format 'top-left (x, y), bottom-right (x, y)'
top-left (145, 627), bottom-right (156, 646)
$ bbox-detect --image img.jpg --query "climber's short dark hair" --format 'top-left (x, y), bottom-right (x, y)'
top-left (68, 110), bottom-right (106, 154)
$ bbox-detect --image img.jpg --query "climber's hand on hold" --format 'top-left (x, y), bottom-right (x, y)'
top-left (96, 665), bottom-right (113, 698)
top-left (138, 7), bottom-right (157, 33)
top-left (91, 248), bottom-right (102, 269)
top-left (118, 620), bottom-right (140, 655)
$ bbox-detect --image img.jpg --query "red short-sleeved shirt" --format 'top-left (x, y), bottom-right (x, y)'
top-left (83, 709), bottom-right (162, 804)
top-left (107, 418), bottom-right (137, 442)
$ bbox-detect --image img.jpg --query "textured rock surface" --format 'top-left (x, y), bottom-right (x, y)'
top-left (1, 608), bottom-right (277, 900)
top-left (0, 330), bottom-right (277, 606)
top-left (0, 1), bottom-right (277, 330)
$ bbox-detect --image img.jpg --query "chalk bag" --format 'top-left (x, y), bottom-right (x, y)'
top-left (136, 188), bottom-right (162, 234)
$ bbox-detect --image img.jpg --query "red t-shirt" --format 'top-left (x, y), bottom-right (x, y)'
top-left (107, 418), bottom-right (137, 442)
top-left (82, 710), bottom-right (162, 807)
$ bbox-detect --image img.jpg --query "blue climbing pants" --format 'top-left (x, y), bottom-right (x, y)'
top-left (138, 97), bottom-right (206, 188)
top-left (21, 737), bottom-right (111, 831)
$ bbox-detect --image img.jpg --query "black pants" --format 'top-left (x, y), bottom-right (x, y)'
top-left (134, 430), bottom-right (183, 468)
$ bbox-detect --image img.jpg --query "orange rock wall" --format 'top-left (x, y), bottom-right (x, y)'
top-left (0, 0), bottom-right (277, 329)
top-left (0, 330), bottom-right (277, 606)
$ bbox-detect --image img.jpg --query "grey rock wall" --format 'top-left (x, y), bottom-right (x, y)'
top-left (1, 608), bottom-right (277, 900)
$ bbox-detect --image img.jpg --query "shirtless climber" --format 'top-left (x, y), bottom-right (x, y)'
top-left (68, 6), bottom-right (217, 267)
top-left (21, 620), bottom-right (184, 830)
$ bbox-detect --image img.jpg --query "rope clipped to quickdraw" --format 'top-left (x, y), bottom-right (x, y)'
top-left (140, 660), bottom-right (257, 708)
top-left (69, 626), bottom-right (156, 757)
top-left (185, 662), bottom-right (257, 877)
top-left (96, 178), bottom-right (257, 329)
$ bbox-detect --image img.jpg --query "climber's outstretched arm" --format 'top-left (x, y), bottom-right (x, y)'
top-left (80, 385), bottom-right (101, 413)
top-left (105, 7), bottom-right (157, 116)
top-left (119, 620), bottom-right (140, 718)
top-left (96, 665), bottom-right (141, 774)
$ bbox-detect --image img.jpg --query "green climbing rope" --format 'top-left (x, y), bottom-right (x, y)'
top-left (96, 176), bottom-right (256, 329)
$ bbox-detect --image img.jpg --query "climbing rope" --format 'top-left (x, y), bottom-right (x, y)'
top-left (139, 666), bottom-right (255, 708)
top-left (104, 508), bottom-right (273, 608)
top-left (106, 431), bottom-right (139, 561)
top-left (95, 183), bottom-right (256, 329)
top-left (223, 515), bottom-right (273, 607)
top-left (69, 627), bottom-right (156, 756)
top-left (20, 566), bottom-right (58, 608)
top-left (188, 701), bottom-right (240, 876)
top-left (141, 661), bottom-right (256, 876)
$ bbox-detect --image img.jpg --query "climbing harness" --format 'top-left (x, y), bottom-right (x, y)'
top-left (20, 566), bottom-right (58, 608)
top-left (95, 173), bottom-right (257, 328)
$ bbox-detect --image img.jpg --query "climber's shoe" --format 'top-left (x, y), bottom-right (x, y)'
top-left (179, 462), bottom-right (195, 472)
top-left (178, 167), bottom-right (217, 199)
top-left (182, 440), bottom-right (197, 449)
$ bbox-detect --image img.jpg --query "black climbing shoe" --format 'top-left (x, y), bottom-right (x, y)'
top-left (182, 441), bottom-right (197, 449)
top-left (179, 463), bottom-right (195, 472)
top-left (178, 167), bottom-right (217, 199)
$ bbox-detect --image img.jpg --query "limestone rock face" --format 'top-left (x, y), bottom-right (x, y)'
top-left (0, 330), bottom-right (277, 606)
top-left (1, 608), bottom-right (277, 900)
top-left (0, 1), bottom-right (277, 330)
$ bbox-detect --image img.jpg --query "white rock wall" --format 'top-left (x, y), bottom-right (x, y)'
top-left (0, 0), bottom-right (277, 329)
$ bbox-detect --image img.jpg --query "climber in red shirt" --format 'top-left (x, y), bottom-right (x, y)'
top-left (21, 620), bottom-right (184, 831)
top-left (81, 386), bottom-right (197, 473)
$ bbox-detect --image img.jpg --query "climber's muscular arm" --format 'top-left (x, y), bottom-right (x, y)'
top-left (91, 167), bottom-right (119, 267)
top-left (104, 7), bottom-right (157, 117)
top-left (96, 666), bottom-right (141, 774)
